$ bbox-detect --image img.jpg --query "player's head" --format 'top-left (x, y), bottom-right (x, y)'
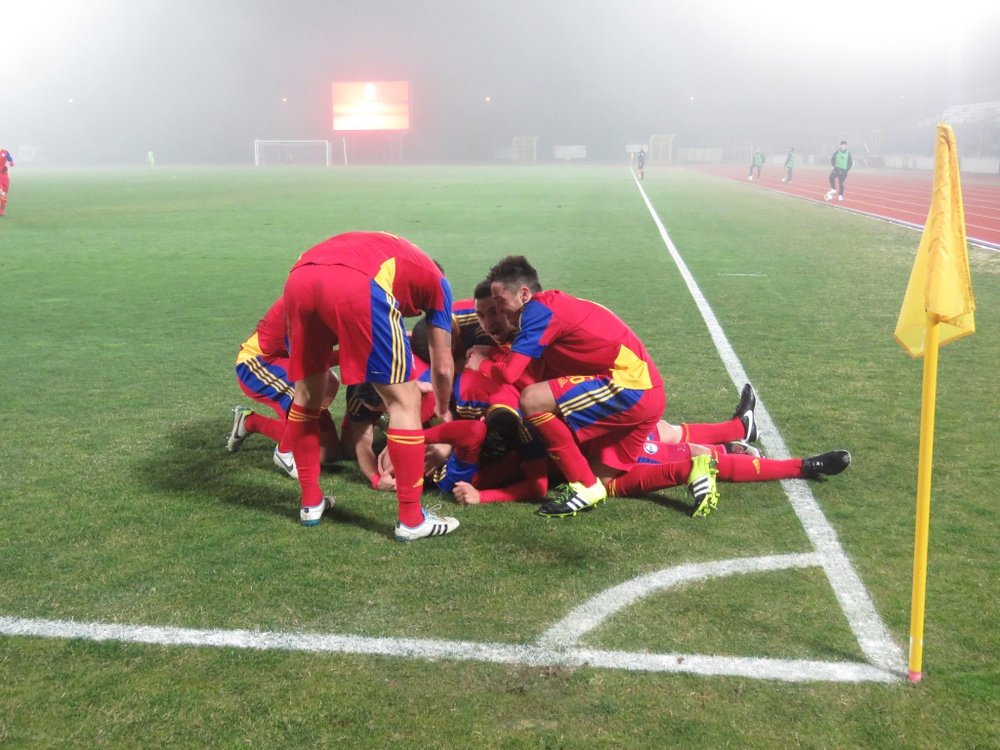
top-left (474, 278), bottom-right (514, 344)
top-left (488, 255), bottom-right (542, 316)
top-left (839, 140), bottom-right (848, 150)
top-left (410, 318), bottom-right (431, 365)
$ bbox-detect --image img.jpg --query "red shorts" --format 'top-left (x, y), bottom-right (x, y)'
top-left (0, 173), bottom-right (9, 193)
top-left (548, 375), bottom-right (664, 472)
top-left (284, 263), bottom-right (412, 385)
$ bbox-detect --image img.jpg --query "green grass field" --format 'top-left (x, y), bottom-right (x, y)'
top-left (1, 165), bottom-right (997, 749)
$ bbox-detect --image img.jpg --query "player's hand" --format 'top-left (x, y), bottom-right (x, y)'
top-left (435, 407), bottom-right (454, 423)
top-left (376, 473), bottom-right (396, 491)
top-left (453, 482), bottom-right (480, 505)
top-left (464, 348), bottom-right (486, 372)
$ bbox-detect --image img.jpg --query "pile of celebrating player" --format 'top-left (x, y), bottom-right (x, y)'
top-left (226, 231), bottom-right (851, 542)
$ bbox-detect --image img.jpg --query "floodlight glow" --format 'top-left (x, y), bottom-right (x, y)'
top-left (332, 81), bottom-right (411, 132)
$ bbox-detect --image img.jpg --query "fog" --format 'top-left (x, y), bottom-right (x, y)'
top-left (4, 0), bottom-right (998, 164)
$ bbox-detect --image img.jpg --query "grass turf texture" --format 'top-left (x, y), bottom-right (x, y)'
top-left (1, 166), bottom-right (997, 749)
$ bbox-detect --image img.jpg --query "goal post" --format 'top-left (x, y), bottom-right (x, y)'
top-left (512, 136), bottom-right (538, 164)
top-left (648, 134), bottom-right (675, 165)
top-left (253, 139), bottom-right (332, 167)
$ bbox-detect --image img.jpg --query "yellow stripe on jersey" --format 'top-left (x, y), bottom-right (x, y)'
top-left (373, 257), bottom-right (397, 295)
top-left (387, 297), bottom-right (406, 382)
top-left (235, 332), bottom-right (265, 365)
top-left (527, 412), bottom-right (556, 427)
top-left (557, 382), bottom-right (623, 418)
top-left (246, 357), bottom-right (295, 400)
top-left (611, 345), bottom-right (653, 390)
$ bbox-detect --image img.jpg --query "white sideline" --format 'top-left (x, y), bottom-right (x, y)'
top-left (633, 171), bottom-right (906, 677)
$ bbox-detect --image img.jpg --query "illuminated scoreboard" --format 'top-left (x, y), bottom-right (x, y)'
top-left (332, 81), bottom-right (411, 132)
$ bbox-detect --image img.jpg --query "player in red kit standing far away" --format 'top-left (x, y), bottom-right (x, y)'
top-left (0, 147), bottom-right (13, 217)
top-left (282, 231), bottom-right (460, 540)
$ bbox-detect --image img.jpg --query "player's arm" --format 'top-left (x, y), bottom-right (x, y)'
top-left (426, 323), bottom-right (454, 422)
top-left (349, 420), bottom-right (382, 489)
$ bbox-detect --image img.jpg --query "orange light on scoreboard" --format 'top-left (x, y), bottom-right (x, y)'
top-left (332, 81), bottom-right (411, 132)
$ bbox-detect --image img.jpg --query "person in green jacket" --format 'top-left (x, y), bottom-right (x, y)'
top-left (747, 147), bottom-right (764, 181)
top-left (825, 141), bottom-right (853, 201)
top-left (782, 147), bottom-right (795, 183)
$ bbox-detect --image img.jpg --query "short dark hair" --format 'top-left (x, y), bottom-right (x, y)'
top-left (410, 318), bottom-right (430, 363)
top-left (840, 140), bottom-right (848, 145)
top-left (473, 278), bottom-right (492, 300)
top-left (488, 255), bottom-right (543, 293)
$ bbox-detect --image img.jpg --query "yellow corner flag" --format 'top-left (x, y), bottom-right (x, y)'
top-left (896, 124), bottom-right (976, 684)
top-left (894, 124), bottom-right (976, 357)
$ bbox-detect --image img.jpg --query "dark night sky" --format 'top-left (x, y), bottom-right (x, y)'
top-left (4, 0), bottom-right (998, 163)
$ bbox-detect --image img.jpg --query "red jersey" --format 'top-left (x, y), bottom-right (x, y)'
top-left (0, 149), bottom-right (12, 173)
top-left (482, 289), bottom-right (661, 390)
top-left (290, 231), bottom-right (452, 331)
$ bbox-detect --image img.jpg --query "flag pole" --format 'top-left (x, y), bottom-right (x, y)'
top-left (907, 312), bottom-right (940, 682)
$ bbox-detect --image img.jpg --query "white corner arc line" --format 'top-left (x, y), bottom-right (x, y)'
top-left (633, 172), bottom-right (906, 676)
top-left (537, 553), bottom-right (819, 649)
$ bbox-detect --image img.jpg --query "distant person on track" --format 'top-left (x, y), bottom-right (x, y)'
top-left (825, 141), bottom-right (853, 202)
top-left (0, 145), bottom-right (13, 217)
top-left (782, 147), bottom-right (795, 183)
top-left (747, 147), bottom-right (764, 181)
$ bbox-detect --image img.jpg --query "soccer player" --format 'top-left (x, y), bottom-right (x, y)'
top-left (782, 147), bottom-right (795, 183)
top-left (0, 146), bottom-right (13, 217)
top-left (281, 231), bottom-right (460, 540)
top-left (748, 147), bottom-right (764, 181)
top-left (467, 255), bottom-right (673, 518)
top-left (227, 296), bottom-right (340, 478)
top-left (825, 140), bottom-right (853, 201)
top-left (637, 147), bottom-right (646, 180)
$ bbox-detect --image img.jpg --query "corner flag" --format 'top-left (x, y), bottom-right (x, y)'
top-left (894, 125), bottom-right (975, 357)
top-left (895, 124), bottom-right (976, 684)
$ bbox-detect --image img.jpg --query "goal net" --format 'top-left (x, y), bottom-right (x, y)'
top-left (254, 140), bottom-right (331, 167)
top-left (648, 134), bottom-right (675, 165)
top-left (512, 137), bottom-right (538, 164)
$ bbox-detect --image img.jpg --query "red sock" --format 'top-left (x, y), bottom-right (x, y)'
top-left (682, 417), bottom-right (745, 444)
top-left (716, 454), bottom-right (803, 482)
top-left (423, 420), bottom-right (486, 462)
top-left (285, 404), bottom-right (323, 507)
top-left (246, 412), bottom-right (284, 444)
top-left (526, 412), bottom-right (596, 486)
top-left (605, 461), bottom-right (691, 497)
top-left (388, 428), bottom-right (426, 526)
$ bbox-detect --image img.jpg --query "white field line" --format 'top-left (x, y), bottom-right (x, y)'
top-left (633, 171), bottom-right (906, 677)
top-left (538, 553), bottom-right (820, 648)
top-left (0, 615), bottom-right (895, 684)
top-left (0, 173), bottom-right (905, 685)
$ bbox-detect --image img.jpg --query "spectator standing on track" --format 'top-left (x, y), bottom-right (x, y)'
top-left (825, 141), bottom-right (853, 201)
top-left (782, 147), bottom-right (795, 183)
top-left (747, 147), bottom-right (764, 181)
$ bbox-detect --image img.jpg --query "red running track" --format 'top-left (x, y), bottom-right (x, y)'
top-left (683, 164), bottom-right (1000, 250)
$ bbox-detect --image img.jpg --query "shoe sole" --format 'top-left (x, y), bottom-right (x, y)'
top-left (691, 494), bottom-right (719, 518)
top-left (537, 497), bottom-right (606, 518)
top-left (227, 408), bottom-right (251, 452)
top-left (394, 521), bottom-right (459, 541)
